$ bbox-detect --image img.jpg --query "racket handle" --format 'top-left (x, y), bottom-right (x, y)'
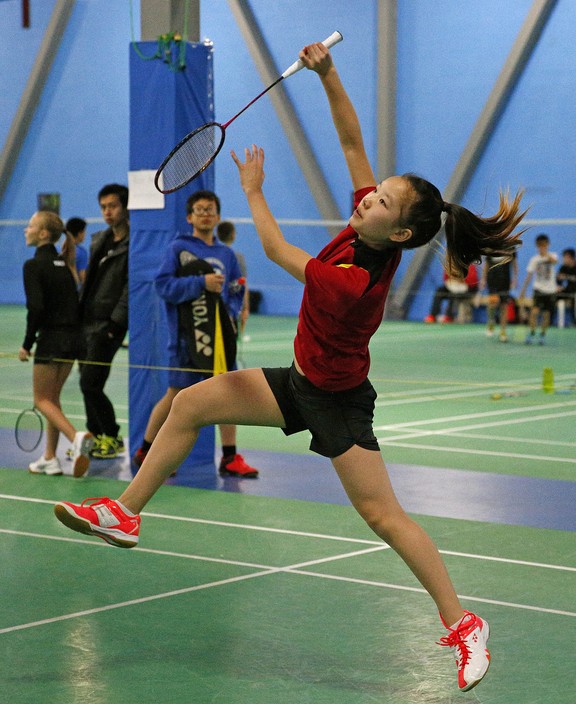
top-left (281, 31), bottom-right (343, 79)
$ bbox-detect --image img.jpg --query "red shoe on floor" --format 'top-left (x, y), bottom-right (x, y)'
top-left (218, 453), bottom-right (259, 478)
top-left (54, 497), bottom-right (140, 548)
top-left (423, 315), bottom-right (436, 323)
top-left (132, 447), bottom-right (148, 468)
top-left (133, 447), bottom-right (178, 477)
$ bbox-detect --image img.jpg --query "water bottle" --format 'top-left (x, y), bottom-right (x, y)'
top-left (542, 367), bottom-right (554, 394)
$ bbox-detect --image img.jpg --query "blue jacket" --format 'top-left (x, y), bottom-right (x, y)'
top-left (155, 232), bottom-right (244, 355)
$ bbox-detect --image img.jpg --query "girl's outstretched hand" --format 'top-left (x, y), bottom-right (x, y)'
top-left (231, 145), bottom-right (265, 196)
top-left (298, 42), bottom-right (333, 76)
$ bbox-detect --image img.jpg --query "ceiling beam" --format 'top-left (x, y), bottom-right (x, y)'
top-left (387, 0), bottom-right (559, 319)
top-left (0, 0), bottom-right (75, 207)
top-left (140, 0), bottom-right (199, 42)
top-left (226, 0), bottom-right (343, 234)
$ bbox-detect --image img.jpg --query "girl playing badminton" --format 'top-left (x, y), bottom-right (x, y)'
top-left (54, 42), bottom-right (526, 691)
top-left (20, 211), bottom-right (94, 477)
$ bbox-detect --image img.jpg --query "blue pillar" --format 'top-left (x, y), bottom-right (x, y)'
top-left (128, 41), bottom-right (215, 471)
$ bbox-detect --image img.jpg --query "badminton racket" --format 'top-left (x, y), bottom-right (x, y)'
top-left (155, 31), bottom-right (343, 194)
top-left (15, 406), bottom-right (44, 452)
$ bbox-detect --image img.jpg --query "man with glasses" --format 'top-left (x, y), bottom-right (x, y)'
top-left (132, 190), bottom-right (259, 478)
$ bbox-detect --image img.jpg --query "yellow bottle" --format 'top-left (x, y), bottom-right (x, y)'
top-left (542, 367), bottom-right (554, 394)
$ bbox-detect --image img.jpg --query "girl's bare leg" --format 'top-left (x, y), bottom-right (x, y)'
top-left (219, 424), bottom-right (236, 446)
top-left (331, 444), bottom-right (464, 626)
top-left (142, 386), bottom-right (181, 443)
top-left (119, 368), bottom-right (285, 513)
top-left (529, 306), bottom-right (539, 332)
top-left (33, 363), bottom-right (76, 457)
top-left (499, 301), bottom-right (508, 336)
top-left (486, 296), bottom-right (497, 331)
top-left (140, 388), bottom-right (237, 448)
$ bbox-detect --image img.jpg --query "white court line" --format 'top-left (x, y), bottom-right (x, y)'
top-left (380, 409), bottom-right (576, 444)
top-left (2, 526), bottom-right (574, 573)
top-left (288, 570), bottom-right (576, 618)
top-left (0, 398), bottom-right (129, 412)
top-left (1, 494), bottom-right (574, 574)
top-left (0, 545), bottom-right (388, 636)
top-left (0, 533), bottom-right (573, 635)
top-left (0, 528), bottom-right (273, 569)
top-left (0, 394), bottom-right (86, 407)
top-left (373, 373), bottom-right (576, 406)
top-left (374, 394), bottom-right (574, 459)
top-left (375, 387), bottom-right (510, 407)
top-left (0, 570), bottom-right (279, 635)
top-left (377, 409), bottom-right (576, 464)
top-left (375, 399), bottom-right (576, 431)
top-left (443, 431), bottom-right (576, 449)
top-left (0, 494), bottom-right (387, 546)
top-left (0, 407), bottom-right (129, 424)
top-left (375, 406), bottom-right (576, 464)
top-left (377, 439), bottom-right (576, 465)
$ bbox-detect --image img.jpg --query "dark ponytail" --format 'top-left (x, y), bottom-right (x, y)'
top-left (443, 190), bottom-right (527, 277)
top-left (399, 174), bottom-right (527, 278)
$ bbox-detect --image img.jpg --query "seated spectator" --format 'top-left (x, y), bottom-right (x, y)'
top-left (556, 248), bottom-right (576, 326)
top-left (424, 264), bottom-right (479, 323)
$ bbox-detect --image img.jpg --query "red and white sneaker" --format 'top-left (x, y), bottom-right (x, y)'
top-left (438, 611), bottom-right (491, 691)
top-left (218, 453), bottom-right (259, 478)
top-left (54, 497), bottom-right (140, 548)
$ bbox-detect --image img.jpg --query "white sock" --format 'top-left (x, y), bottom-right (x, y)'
top-left (116, 500), bottom-right (136, 516)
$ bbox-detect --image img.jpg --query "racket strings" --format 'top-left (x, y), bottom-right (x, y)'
top-left (160, 124), bottom-right (220, 192)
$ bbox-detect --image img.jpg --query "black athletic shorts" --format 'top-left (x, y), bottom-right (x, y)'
top-left (34, 328), bottom-right (81, 365)
top-left (262, 364), bottom-right (380, 458)
top-left (533, 291), bottom-right (556, 315)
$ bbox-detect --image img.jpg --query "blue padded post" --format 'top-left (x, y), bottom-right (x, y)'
top-left (128, 41), bottom-right (216, 471)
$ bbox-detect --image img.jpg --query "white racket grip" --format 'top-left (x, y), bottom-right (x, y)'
top-left (281, 31), bottom-right (343, 79)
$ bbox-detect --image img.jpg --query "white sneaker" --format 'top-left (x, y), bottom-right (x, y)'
top-left (71, 432), bottom-right (94, 478)
top-left (29, 455), bottom-right (62, 475)
top-left (438, 611), bottom-right (491, 691)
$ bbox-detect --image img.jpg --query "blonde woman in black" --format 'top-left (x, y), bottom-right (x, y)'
top-left (19, 210), bottom-right (94, 476)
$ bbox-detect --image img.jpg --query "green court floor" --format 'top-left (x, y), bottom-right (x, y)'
top-left (1, 472), bottom-right (575, 703)
top-left (2, 305), bottom-right (575, 480)
top-left (1, 305), bottom-right (575, 702)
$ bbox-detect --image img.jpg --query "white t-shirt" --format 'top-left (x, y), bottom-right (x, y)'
top-left (527, 252), bottom-right (558, 294)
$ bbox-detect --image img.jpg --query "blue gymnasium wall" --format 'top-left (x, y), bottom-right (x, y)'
top-left (1, 0), bottom-right (575, 319)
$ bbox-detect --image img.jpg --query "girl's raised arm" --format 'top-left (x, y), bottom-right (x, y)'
top-left (231, 145), bottom-right (311, 283)
top-left (299, 43), bottom-right (375, 192)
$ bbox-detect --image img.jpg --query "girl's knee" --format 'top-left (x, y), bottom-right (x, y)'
top-left (354, 500), bottom-right (408, 542)
top-left (33, 395), bottom-right (51, 409)
top-left (170, 386), bottom-right (205, 427)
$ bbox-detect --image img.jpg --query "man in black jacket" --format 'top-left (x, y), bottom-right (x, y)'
top-left (79, 183), bottom-right (129, 459)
